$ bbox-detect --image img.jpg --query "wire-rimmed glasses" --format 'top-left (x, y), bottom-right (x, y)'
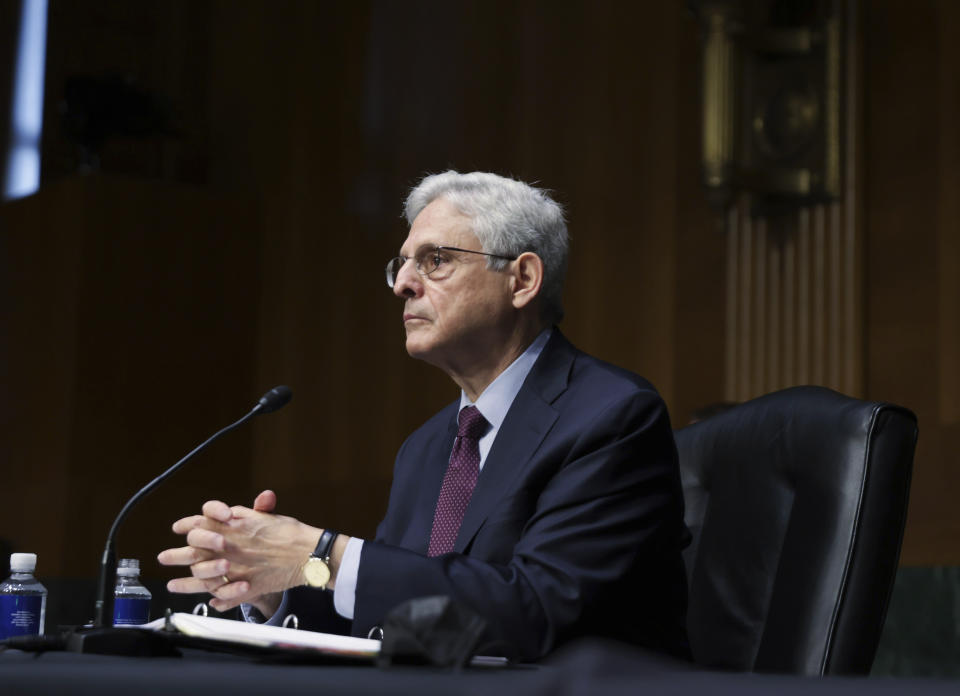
top-left (385, 245), bottom-right (517, 288)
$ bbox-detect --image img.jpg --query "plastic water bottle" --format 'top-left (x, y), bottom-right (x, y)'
top-left (0, 553), bottom-right (48, 638)
top-left (113, 558), bottom-right (151, 626)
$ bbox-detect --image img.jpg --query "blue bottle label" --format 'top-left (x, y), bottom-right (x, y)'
top-left (113, 596), bottom-right (151, 625)
top-left (0, 594), bottom-right (42, 637)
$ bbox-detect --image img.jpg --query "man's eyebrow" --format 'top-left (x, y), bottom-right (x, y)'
top-left (410, 243), bottom-right (441, 256)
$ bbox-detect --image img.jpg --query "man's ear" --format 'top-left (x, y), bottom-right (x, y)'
top-left (510, 252), bottom-right (544, 310)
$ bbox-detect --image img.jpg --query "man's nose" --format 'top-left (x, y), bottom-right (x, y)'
top-left (392, 259), bottom-right (423, 298)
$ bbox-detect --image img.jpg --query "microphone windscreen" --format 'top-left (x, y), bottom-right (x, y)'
top-left (257, 385), bottom-right (293, 414)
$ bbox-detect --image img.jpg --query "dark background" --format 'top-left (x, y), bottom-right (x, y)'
top-left (0, 0), bottom-right (957, 675)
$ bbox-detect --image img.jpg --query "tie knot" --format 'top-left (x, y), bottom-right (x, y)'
top-left (457, 405), bottom-right (488, 439)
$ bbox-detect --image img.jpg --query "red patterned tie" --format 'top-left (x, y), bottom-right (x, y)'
top-left (427, 405), bottom-right (488, 557)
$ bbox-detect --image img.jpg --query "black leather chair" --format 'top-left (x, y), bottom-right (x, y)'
top-left (674, 386), bottom-right (917, 675)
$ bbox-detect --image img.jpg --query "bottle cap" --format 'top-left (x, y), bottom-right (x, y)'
top-left (117, 558), bottom-right (140, 576)
top-left (10, 553), bottom-right (37, 573)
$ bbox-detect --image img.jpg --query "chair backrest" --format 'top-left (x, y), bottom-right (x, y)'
top-left (675, 386), bottom-right (917, 675)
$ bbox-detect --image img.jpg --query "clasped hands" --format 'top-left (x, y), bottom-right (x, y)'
top-left (157, 489), bottom-right (322, 616)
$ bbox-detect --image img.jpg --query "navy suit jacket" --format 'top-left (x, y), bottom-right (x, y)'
top-left (291, 330), bottom-right (689, 660)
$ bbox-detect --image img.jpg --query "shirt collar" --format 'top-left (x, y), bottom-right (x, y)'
top-left (459, 328), bottom-right (552, 431)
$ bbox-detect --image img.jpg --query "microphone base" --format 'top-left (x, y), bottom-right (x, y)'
top-left (65, 627), bottom-right (181, 657)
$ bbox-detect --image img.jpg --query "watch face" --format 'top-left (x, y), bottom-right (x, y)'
top-left (304, 557), bottom-right (331, 588)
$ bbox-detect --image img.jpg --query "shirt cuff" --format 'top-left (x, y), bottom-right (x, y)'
top-left (332, 537), bottom-right (364, 620)
top-left (240, 591), bottom-right (290, 626)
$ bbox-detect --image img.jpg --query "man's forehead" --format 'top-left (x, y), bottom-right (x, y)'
top-left (400, 200), bottom-right (477, 253)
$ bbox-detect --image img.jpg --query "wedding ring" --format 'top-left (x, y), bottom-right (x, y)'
top-left (221, 575), bottom-right (230, 585)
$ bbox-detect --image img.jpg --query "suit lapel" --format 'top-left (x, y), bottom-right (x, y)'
top-left (454, 331), bottom-right (577, 552)
top-left (403, 403), bottom-right (458, 554)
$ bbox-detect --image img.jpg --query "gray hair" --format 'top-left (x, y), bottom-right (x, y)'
top-left (404, 170), bottom-right (569, 324)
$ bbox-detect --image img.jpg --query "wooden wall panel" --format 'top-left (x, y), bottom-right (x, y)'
top-left (863, 0), bottom-right (960, 564)
top-left (0, 177), bottom-right (260, 576)
top-left (723, 198), bottom-right (861, 401)
top-left (937, 3), bottom-right (960, 426)
top-left (722, 1), bottom-right (863, 403)
top-left (2, 1), bottom-right (725, 580)
top-left (0, 181), bottom-right (83, 575)
top-left (0, 0), bottom-right (22, 181)
top-left (720, 0), bottom-right (960, 563)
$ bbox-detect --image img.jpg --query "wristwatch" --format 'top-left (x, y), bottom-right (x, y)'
top-left (303, 529), bottom-right (338, 589)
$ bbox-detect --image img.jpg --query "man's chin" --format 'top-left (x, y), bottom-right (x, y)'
top-left (404, 334), bottom-right (429, 359)
top-left (404, 334), bottom-right (441, 366)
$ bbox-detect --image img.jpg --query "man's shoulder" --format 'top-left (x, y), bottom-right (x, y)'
top-left (571, 349), bottom-right (658, 393)
top-left (559, 352), bottom-right (668, 434)
top-left (538, 331), bottom-right (663, 405)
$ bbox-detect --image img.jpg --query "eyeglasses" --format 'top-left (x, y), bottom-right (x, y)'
top-left (385, 245), bottom-right (517, 288)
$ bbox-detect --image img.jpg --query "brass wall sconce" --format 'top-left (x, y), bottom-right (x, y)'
top-left (693, 1), bottom-right (842, 213)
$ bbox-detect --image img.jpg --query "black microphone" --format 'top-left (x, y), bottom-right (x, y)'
top-left (91, 386), bottom-right (293, 630)
top-left (256, 385), bottom-right (292, 414)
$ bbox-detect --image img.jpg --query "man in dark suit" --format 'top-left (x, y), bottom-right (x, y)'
top-left (158, 171), bottom-right (689, 660)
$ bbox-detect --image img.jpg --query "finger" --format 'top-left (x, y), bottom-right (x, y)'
top-left (210, 580), bottom-right (250, 602)
top-left (194, 575), bottom-right (242, 595)
top-left (202, 500), bottom-right (233, 522)
top-left (209, 596), bottom-right (245, 613)
top-left (171, 514), bottom-right (210, 535)
top-left (228, 504), bottom-right (258, 519)
top-left (253, 489), bottom-right (277, 512)
top-left (208, 581), bottom-right (251, 612)
top-left (189, 558), bottom-right (229, 580)
top-left (185, 527), bottom-right (226, 552)
top-left (157, 545), bottom-right (213, 567)
top-left (167, 576), bottom-right (214, 594)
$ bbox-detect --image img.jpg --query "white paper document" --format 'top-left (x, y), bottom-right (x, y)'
top-left (142, 612), bottom-right (380, 658)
